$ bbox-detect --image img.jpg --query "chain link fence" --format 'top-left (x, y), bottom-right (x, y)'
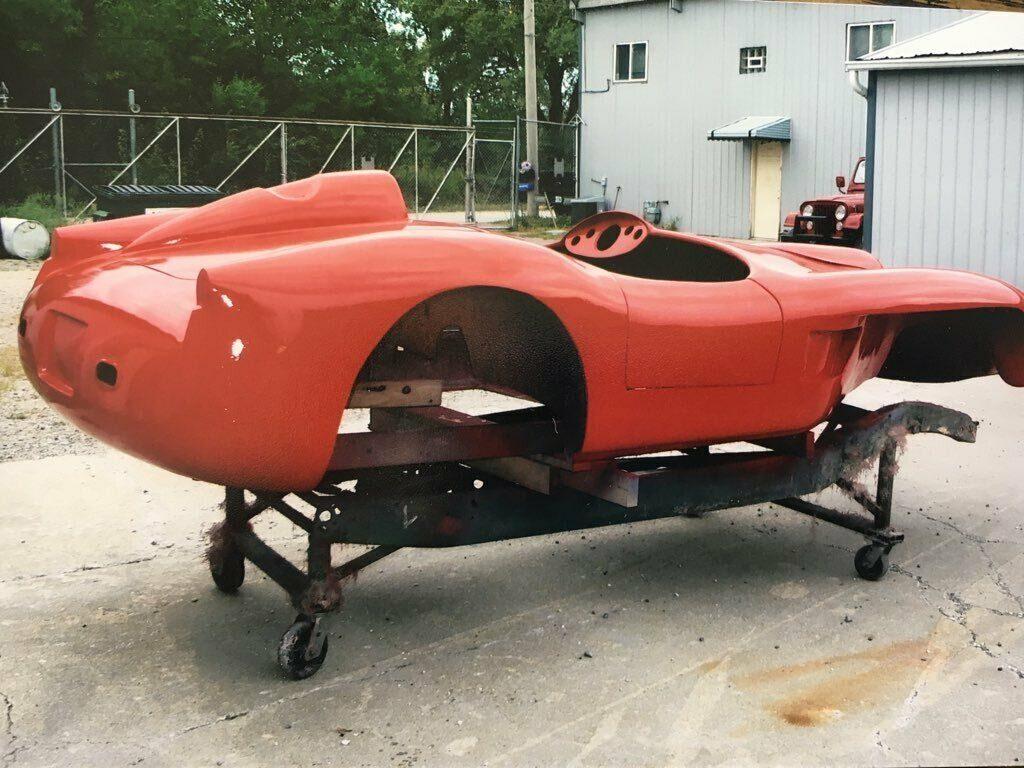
top-left (0, 108), bottom-right (517, 225)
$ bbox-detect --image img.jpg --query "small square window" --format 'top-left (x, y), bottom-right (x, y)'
top-left (739, 46), bottom-right (766, 74)
top-left (614, 41), bottom-right (647, 82)
top-left (847, 21), bottom-right (895, 62)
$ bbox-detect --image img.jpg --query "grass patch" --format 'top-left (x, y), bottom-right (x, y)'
top-left (4, 194), bottom-right (70, 232)
top-left (0, 345), bottom-right (24, 398)
top-left (508, 213), bottom-right (569, 238)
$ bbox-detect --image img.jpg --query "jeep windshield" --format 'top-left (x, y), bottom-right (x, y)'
top-left (853, 159), bottom-right (866, 185)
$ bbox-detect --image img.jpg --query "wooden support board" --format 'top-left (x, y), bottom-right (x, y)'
top-left (348, 379), bottom-right (443, 409)
top-left (328, 405), bottom-right (564, 471)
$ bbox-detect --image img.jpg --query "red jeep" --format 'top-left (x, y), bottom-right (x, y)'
top-left (781, 157), bottom-right (865, 248)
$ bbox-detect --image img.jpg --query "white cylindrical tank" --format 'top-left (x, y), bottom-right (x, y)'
top-left (1, 218), bottom-right (50, 260)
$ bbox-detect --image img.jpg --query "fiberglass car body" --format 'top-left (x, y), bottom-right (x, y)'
top-left (17, 171), bottom-right (1024, 491)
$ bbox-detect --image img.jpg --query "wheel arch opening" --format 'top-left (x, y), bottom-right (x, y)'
top-left (353, 286), bottom-right (589, 451)
top-left (879, 307), bottom-right (1024, 386)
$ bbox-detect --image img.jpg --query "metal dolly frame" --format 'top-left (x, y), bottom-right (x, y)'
top-left (205, 400), bottom-right (977, 678)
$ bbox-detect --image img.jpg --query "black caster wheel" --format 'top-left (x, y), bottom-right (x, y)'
top-left (278, 614), bottom-right (329, 679)
top-left (210, 546), bottom-right (245, 593)
top-left (854, 544), bottom-right (890, 581)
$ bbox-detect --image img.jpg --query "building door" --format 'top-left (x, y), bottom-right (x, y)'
top-left (750, 140), bottom-right (783, 240)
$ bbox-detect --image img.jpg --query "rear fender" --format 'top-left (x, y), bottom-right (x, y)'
top-left (195, 229), bottom-right (627, 489)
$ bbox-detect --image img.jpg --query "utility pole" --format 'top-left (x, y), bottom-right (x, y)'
top-left (523, 0), bottom-right (539, 217)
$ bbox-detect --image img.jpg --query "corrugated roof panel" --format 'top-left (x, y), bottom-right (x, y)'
top-left (852, 12), bottom-right (1024, 69)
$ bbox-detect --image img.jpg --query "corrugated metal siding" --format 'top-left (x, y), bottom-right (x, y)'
top-left (871, 67), bottom-right (1024, 285)
top-left (579, 0), bottom-right (968, 238)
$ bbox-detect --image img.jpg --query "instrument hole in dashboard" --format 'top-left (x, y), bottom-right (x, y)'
top-left (586, 229), bottom-right (595, 238)
top-left (596, 225), bottom-right (621, 251)
top-left (570, 235), bottom-right (580, 246)
top-left (633, 230), bottom-right (642, 239)
top-left (624, 225), bottom-right (634, 235)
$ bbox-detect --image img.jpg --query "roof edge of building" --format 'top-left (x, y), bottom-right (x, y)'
top-left (577, 0), bottom-right (660, 10)
top-left (849, 51), bottom-right (1024, 71)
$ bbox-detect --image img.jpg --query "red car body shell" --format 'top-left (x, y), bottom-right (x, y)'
top-left (18, 171), bottom-right (1024, 490)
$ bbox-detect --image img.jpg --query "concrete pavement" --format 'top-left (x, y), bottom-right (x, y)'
top-left (1, 376), bottom-right (1022, 767)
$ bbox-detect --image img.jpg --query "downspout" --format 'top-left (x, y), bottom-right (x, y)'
top-left (848, 70), bottom-right (869, 98)
top-left (862, 71), bottom-right (877, 252)
top-left (848, 67), bottom-right (873, 250)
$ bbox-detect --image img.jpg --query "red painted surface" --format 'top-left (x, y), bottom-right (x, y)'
top-left (18, 171), bottom-right (1024, 491)
top-left (782, 157), bottom-right (866, 245)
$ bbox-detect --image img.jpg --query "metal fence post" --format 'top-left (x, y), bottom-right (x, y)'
top-left (574, 118), bottom-right (581, 198)
top-left (58, 115), bottom-right (66, 216)
top-left (49, 88), bottom-right (62, 208)
top-left (414, 128), bottom-right (419, 213)
top-left (512, 117), bottom-right (520, 228)
top-left (128, 89), bottom-right (138, 184)
top-left (350, 125), bottom-right (356, 170)
top-left (175, 117), bottom-right (182, 184)
top-left (280, 122), bottom-right (288, 183)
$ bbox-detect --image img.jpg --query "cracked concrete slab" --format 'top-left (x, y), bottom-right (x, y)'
top-left (0, 376), bottom-right (1022, 767)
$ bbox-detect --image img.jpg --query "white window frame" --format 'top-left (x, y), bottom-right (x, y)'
top-left (739, 45), bottom-right (767, 75)
top-left (613, 41), bottom-right (648, 83)
top-left (846, 21), bottom-right (895, 63)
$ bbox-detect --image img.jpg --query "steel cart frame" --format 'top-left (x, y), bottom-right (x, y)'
top-left (205, 399), bottom-right (976, 678)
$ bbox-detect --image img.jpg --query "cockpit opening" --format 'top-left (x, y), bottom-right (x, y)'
top-left (558, 211), bottom-right (750, 283)
top-left (576, 235), bottom-right (750, 282)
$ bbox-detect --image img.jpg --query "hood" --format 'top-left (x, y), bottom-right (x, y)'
top-left (801, 192), bottom-right (864, 209)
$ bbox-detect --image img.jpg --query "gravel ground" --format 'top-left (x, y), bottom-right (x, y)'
top-left (0, 378), bottom-right (101, 460)
top-left (0, 258), bottom-right (101, 461)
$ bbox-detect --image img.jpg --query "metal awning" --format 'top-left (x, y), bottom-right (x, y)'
top-left (707, 116), bottom-right (791, 142)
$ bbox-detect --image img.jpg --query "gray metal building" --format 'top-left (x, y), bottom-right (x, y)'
top-left (576, 0), bottom-right (968, 239)
top-left (851, 13), bottom-right (1024, 285)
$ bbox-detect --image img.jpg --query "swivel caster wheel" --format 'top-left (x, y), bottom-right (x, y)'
top-left (854, 544), bottom-right (890, 581)
top-left (210, 546), bottom-right (245, 593)
top-left (278, 614), bottom-right (329, 679)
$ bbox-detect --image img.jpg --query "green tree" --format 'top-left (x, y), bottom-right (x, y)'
top-left (396, 0), bottom-right (579, 122)
top-left (212, 77), bottom-right (268, 115)
top-left (0, 0), bottom-right (578, 122)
